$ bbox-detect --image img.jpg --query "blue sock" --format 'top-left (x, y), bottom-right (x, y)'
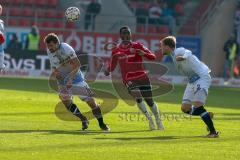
top-left (68, 103), bottom-right (87, 122)
top-left (189, 106), bottom-right (216, 134)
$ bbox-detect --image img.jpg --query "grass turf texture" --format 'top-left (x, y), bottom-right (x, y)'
top-left (0, 77), bottom-right (239, 160)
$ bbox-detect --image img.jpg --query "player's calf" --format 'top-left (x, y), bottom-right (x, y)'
top-left (181, 103), bottom-right (217, 135)
top-left (86, 98), bottom-right (110, 131)
top-left (63, 100), bottom-right (88, 122)
top-left (136, 99), bottom-right (155, 130)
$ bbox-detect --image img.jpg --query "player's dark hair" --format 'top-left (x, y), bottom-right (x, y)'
top-left (161, 36), bottom-right (176, 49)
top-left (44, 33), bottom-right (60, 44)
top-left (119, 26), bottom-right (131, 34)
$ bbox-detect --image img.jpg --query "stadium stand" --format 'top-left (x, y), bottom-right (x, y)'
top-left (1, 0), bottom-right (221, 35)
top-left (2, 0), bottom-right (72, 29)
top-left (179, 0), bottom-right (214, 35)
top-left (125, 0), bottom-right (185, 34)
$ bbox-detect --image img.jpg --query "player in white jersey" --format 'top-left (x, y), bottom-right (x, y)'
top-left (160, 36), bottom-right (218, 138)
top-left (44, 33), bottom-right (110, 131)
top-left (0, 5), bottom-right (5, 71)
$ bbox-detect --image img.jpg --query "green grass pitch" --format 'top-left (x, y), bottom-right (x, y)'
top-left (0, 77), bottom-right (239, 160)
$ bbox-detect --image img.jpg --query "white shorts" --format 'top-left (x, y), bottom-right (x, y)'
top-left (58, 81), bottom-right (94, 102)
top-left (182, 74), bottom-right (211, 104)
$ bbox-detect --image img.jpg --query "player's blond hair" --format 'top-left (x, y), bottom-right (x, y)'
top-left (44, 33), bottom-right (60, 44)
top-left (161, 36), bottom-right (176, 49)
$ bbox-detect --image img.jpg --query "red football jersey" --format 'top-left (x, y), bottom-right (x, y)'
top-left (107, 41), bottom-right (156, 83)
top-left (0, 31), bottom-right (5, 44)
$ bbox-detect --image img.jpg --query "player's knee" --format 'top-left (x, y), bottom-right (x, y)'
top-left (136, 98), bottom-right (142, 103)
top-left (86, 97), bottom-right (97, 108)
top-left (145, 99), bottom-right (154, 107)
top-left (181, 104), bottom-right (191, 113)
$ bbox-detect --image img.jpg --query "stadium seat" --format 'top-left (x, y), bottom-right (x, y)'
top-left (158, 26), bottom-right (170, 34)
top-left (11, 0), bottom-right (22, 6)
top-left (37, 10), bottom-right (46, 18)
top-left (66, 22), bottom-right (76, 29)
top-left (54, 21), bottom-right (64, 28)
top-left (136, 25), bottom-right (145, 33)
top-left (45, 10), bottom-right (57, 18)
top-left (9, 8), bottom-right (22, 16)
top-left (22, 8), bottom-right (35, 17)
top-left (41, 21), bottom-right (55, 28)
top-left (24, 0), bottom-right (35, 6)
top-left (36, 0), bottom-right (47, 7)
top-left (147, 25), bottom-right (157, 34)
top-left (56, 11), bottom-right (64, 19)
top-left (8, 19), bottom-right (18, 26)
top-left (19, 19), bottom-right (34, 27)
top-left (19, 19), bottom-right (30, 27)
top-left (48, 0), bottom-right (58, 7)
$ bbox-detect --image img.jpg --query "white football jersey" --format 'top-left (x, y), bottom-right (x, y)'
top-left (47, 42), bottom-right (84, 84)
top-left (171, 47), bottom-right (211, 78)
top-left (47, 43), bottom-right (77, 69)
top-left (0, 19), bottom-right (4, 53)
top-left (0, 19), bottom-right (4, 32)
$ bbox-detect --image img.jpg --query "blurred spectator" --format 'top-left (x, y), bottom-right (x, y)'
top-left (84, 0), bottom-right (101, 31)
top-left (148, 1), bottom-right (162, 25)
top-left (235, 4), bottom-right (240, 46)
top-left (7, 33), bottom-right (22, 50)
top-left (174, 0), bottom-right (184, 25)
top-left (233, 57), bottom-right (240, 78)
top-left (166, 0), bottom-right (179, 9)
top-left (135, 1), bottom-right (148, 25)
top-left (25, 26), bottom-right (40, 51)
top-left (223, 34), bottom-right (238, 79)
top-left (174, 0), bottom-right (184, 16)
top-left (162, 2), bottom-right (176, 34)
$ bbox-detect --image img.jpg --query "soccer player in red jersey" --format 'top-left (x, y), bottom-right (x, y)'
top-left (104, 26), bottom-right (164, 130)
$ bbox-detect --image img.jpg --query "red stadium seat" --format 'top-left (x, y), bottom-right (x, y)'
top-left (42, 21), bottom-right (55, 28)
top-left (56, 11), bottom-right (64, 18)
top-left (158, 26), bottom-right (170, 34)
top-left (24, 0), bottom-right (35, 6)
top-left (8, 19), bottom-right (18, 26)
top-left (45, 10), bottom-right (57, 18)
top-left (66, 22), bottom-right (76, 29)
top-left (147, 25), bottom-right (157, 33)
top-left (49, 0), bottom-right (58, 7)
top-left (11, 0), bottom-right (22, 5)
top-left (54, 21), bottom-right (64, 28)
top-left (37, 10), bottom-right (46, 18)
top-left (22, 8), bottom-right (35, 17)
top-left (19, 19), bottom-right (31, 27)
top-left (36, 0), bottom-right (47, 7)
top-left (136, 25), bottom-right (145, 33)
top-left (9, 8), bottom-right (22, 16)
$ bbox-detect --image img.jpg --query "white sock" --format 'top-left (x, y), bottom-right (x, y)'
top-left (149, 103), bottom-right (161, 120)
top-left (0, 53), bottom-right (5, 68)
top-left (137, 101), bottom-right (151, 119)
top-left (150, 103), bottom-right (164, 130)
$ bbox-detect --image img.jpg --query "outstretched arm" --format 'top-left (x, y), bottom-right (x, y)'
top-left (104, 53), bottom-right (119, 76)
top-left (136, 44), bottom-right (156, 60)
